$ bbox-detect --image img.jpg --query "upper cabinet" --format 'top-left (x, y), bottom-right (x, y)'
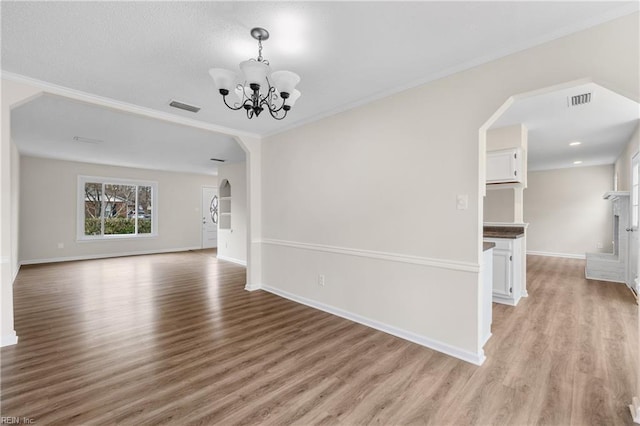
top-left (486, 148), bottom-right (523, 184)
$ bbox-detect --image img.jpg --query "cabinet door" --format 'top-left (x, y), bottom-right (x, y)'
top-left (487, 149), bottom-right (521, 183)
top-left (492, 249), bottom-right (512, 296)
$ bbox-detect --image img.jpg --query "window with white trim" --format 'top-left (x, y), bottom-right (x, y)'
top-left (78, 176), bottom-right (158, 240)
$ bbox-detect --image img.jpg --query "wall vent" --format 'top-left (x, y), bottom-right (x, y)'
top-left (568, 92), bottom-right (592, 107)
top-left (210, 158), bottom-right (226, 162)
top-left (169, 100), bottom-right (201, 113)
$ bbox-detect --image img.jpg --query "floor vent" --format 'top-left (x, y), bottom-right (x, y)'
top-left (568, 92), bottom-right (592, 107)
top-left (169, 100), bottom-right (201, 113)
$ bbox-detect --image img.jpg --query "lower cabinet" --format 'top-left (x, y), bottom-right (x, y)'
top-left (484, 237), bottom-right (523, 306)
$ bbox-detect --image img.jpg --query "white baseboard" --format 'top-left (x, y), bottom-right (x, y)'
top-left (216, 255), bottom-right (247, 267)
top-left (12, 263), bottom-right (20, 282)
top-left (1, 331), bottom-right (18, 347)
top-left (261, 284), bottom-right (485, 366)
top-left (492, 296), bottom-right (519, 306)
top-left (244, 283), bottom-right (262, 292)
top-left (527, 250), bottom-right (586, 260)
top-left (584, 273), bottom-right (626, 284)
top-left (20, 246), bottom-right (202, 266)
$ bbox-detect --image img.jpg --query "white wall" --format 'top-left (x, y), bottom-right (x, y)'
top-left (260, 13), bottom-right (639, 363)
top-left (615, 123), bottom-right (640, 191)
top-left (11, 141), bottom-right (20, 281)
top-left (19, 156), bottom-right (217, 263)
top-left (484, 189), bottom-right (516, 223)
top-left (216, 161), bottom-right (247, 266)
top-left (525, 165), bottom-right (614, 257)
top-left (1, 79), bottom-right (41, 346)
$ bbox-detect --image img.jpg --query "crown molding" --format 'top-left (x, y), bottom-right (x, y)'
top-left (263, 5), bottom-right (639, 139)
top-left (1, 71), bottom-right (261, 140)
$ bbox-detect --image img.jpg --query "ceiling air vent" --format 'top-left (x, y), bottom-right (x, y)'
top-left (568, 92), bottom-right (592, 107)
top-left (169, 100), bottom-right (201, 113)
top-left (210, 158), bottom-right (226, 162)
top-left (73, 136), bottom-right (103, 144)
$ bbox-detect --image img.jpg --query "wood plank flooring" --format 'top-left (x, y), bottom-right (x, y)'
top-left (1, 252), bottom-right (637, 425)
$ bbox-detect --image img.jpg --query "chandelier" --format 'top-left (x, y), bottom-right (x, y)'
top-left (209, 27), bottom-right (301, 120)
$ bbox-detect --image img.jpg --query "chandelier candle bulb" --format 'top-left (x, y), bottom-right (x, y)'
top-left (208, 27), bottom-right (301, 120)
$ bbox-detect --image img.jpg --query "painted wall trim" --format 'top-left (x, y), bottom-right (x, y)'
top-left (262, 3), bottom-right (640, 139)
top-left (261, 284), bottom-right (486, 366)
top-left (1, 71), bottom-right (258, 139)
top-left (1, 331), bottom-right (18, 347)
top-left (217, 255), bottom-right (247, 267)
top-left (20, 246), bottom-right (202, 266)
top-left (527, 250), bottom-right (586, 260)
top-left (244, 283), bottom-right (262, 292)
top-left (260, 238), bottom-right (480, 273)
top-left (12, 264), bottom-right (20, 282)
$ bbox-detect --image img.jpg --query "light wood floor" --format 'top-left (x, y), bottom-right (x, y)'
top-left (1, 252), bottom-right (637, 425)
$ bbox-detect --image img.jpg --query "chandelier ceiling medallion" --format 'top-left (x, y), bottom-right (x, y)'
top-left (209, 27), bottom-right (301, 120)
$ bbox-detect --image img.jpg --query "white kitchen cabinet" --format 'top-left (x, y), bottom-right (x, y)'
top-left (484, 237), bottom-right (523, 305)
top-left (487, 148), bottom-right (522, 184)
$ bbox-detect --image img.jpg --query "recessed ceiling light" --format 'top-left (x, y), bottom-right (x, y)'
top-left (569, 141), bottom-right (582, 146)
top-left (573, 160), bottom-right (583, 165)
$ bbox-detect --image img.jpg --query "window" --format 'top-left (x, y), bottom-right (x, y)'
top-left (78, 176), bottom-right (157, 240)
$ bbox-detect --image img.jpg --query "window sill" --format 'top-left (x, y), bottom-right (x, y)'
top-left (77, 233), bottom-right (159, 242)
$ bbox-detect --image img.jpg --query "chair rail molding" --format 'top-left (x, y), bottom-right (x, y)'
top-left (259, 238), bottom-right (480, 273)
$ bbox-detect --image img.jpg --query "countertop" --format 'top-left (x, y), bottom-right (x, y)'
top-left (483, 226), bottom-right (525, 239)
top-left (483, 242), bottom-right (496, 251)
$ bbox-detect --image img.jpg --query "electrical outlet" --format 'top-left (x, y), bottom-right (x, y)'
top-left (318, 274), bottom-right (325, 286)
top-left (57, 242), bottom-right (64, 249)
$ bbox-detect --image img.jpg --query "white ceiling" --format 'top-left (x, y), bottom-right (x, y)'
top-left (2, 1), bottom-right (638, 138)
top-left (11, 94), bottom-right (245, 175)
top-left (491, 82), bottom-right (639, 171)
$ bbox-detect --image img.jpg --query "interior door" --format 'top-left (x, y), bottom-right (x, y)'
top-left (202, 187), bottom-right (218, 249)
top-left (629, 154), bottom-right (639, 292)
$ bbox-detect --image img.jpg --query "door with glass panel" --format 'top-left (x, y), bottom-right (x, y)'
top-left (202, 187), bottom-right (218, 249)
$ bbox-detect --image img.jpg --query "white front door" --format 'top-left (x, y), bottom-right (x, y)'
top-left (629, 154), bottom-right (640, 292)
top-left (202, 187), bottom-right (218, 249)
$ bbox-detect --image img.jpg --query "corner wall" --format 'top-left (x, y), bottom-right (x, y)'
top-left (615, 123), bottom-right (640, 191)
top-left (260, 13), bottom-right (639, 363)
top-left (1, 79), bottom-right (41, 346)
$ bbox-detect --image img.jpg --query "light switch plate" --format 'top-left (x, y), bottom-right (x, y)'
top-left (456, 194), bottom-right (469, 210)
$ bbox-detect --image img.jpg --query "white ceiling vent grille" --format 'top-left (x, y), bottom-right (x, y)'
top-left (169, 100), bottom-right (201, 113)
top-left (568, 92), bottom-right (592, 107)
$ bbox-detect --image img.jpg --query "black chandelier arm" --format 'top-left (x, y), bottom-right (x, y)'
top-left (259, 86), bottom-right (288, 113)
top-left (222, 95), bottom-right (246, 111)
top-left (267, 106), bottom-right (288, 120)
